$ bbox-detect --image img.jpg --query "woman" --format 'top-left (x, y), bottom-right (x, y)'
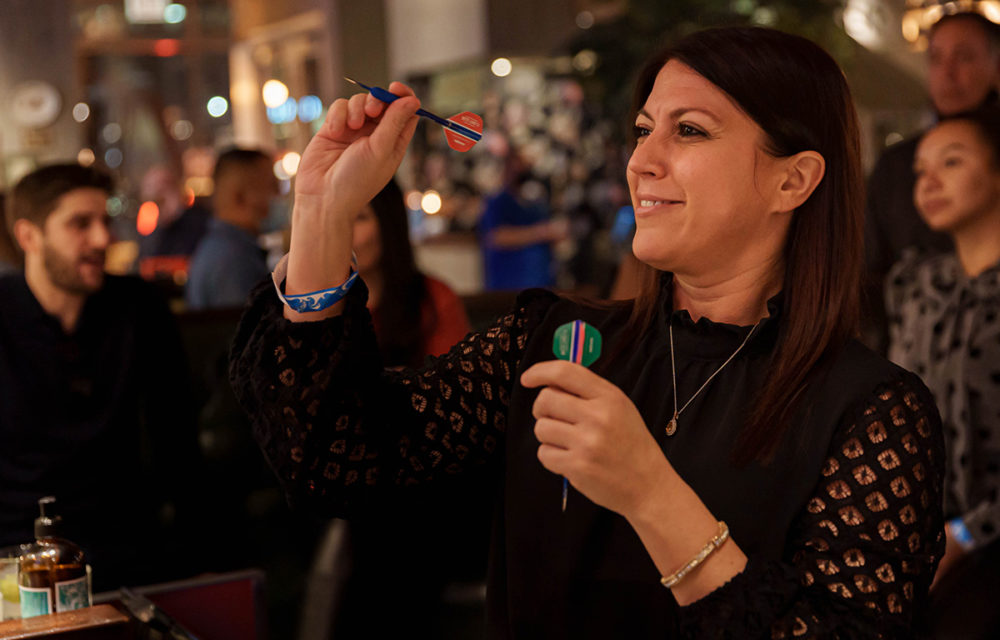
top-left (353, 178), bottom-right (470, 367)
top-left (887, 107), bottom-right (1000, 638)
top-left (232, 27), bottom-right (944, 637)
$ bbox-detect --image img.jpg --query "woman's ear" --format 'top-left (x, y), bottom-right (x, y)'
top-left (776, 150), bottom-right (825, 213)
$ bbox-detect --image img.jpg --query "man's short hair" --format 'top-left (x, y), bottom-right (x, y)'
top-left (6, 163), bottom-right (113, 234)
top-left (212, 148), bottom-right (272, 188)
top-left (930, 12), bottom-right (1000, 53)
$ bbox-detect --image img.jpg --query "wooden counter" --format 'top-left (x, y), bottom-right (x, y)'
top-left (0, 604), bottom-right (131, 639)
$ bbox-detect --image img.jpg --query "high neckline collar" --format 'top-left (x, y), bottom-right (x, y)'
top-left (659, 272), bottom-right (782, 360)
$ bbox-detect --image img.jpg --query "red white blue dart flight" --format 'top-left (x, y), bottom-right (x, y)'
top-left (345, 77), bottom-right (484, 152)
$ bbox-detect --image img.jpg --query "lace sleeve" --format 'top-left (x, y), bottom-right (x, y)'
top-left (680, 374), bottom-right (946, 639)
top-left (229, 280), bottom-right (558, 516)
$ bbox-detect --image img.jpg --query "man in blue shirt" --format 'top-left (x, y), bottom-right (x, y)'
top-left (478, 159), bottom-right (566, 291)
top-left (186, 149), bottom-right (277, 309)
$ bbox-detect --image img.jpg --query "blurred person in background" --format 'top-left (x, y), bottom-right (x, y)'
top-left (354, 178), bottom-right (470, 367)
top-left (866, 12), bottom-right (1000, 351)
top-left (0, 163), bottom-right (203, 591)
top-left (0, 194), bottom-right (19, 275)
top-left (479, 153), bottom-right (567, 291)
top-left (887, 107), bottom-right (1000, 639)
top-left (186, 148), bottom-right (277, 310)
top-left (327, 178), bottom-right (483, 638)
top-left (136, 164), bottom-right (210, 280)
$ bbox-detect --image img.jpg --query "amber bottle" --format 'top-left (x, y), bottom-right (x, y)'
top-left (17, 496), bottom-right (91, 618)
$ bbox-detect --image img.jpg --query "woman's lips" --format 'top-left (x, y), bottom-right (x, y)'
top-left (919, 198), bottom-right (949, 215)
top-left (634, 199), bottom-right (684, 216)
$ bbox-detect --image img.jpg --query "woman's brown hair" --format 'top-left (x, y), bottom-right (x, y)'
top-left (625, 27), bottom-right (864, 462)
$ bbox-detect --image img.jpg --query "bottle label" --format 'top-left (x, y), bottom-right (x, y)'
top-left (54, 575), bottom-right (89, 612)
top-left (18, 585), bottom-right (51, 618)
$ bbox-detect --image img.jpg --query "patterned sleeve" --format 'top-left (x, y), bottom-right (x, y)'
top-left (229, 279), bottom-right (558, 516)
top-left (680, 374), bottom-right (945, 639)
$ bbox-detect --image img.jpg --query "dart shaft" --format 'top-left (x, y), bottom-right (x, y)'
top-left (350, 79), bottom-right (481, 141)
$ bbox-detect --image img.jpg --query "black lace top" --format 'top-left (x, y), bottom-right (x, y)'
top-left (231, 278), bottom-right (945, 639)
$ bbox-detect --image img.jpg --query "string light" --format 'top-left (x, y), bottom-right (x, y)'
top-left (902, 1), bottom-right (1000, 44)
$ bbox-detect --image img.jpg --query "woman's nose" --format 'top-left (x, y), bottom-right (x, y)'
top-left (627, 138), bottom-right (667, 180)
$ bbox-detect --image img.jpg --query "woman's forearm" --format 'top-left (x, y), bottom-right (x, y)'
top-left (625, 468), bottom-right (748, 606)
top-left (283, 194), bottom-right (355, 321)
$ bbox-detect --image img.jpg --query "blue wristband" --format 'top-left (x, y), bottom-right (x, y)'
top-left (948, 517), bottom-right (975, 551)
top-left (271, 253), bottom-right (360, 313)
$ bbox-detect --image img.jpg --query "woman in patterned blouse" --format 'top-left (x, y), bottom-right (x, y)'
top-left (888, 106), bottom-right (1000, 637)
top-left (232, 27), bottom-right (945, 638)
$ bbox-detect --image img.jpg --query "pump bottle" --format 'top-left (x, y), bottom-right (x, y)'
top-left (17, 496), bottom-right (91, 617)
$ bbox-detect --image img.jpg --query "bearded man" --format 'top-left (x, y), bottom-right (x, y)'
top-left (0, 164), bottom-right (203, 591)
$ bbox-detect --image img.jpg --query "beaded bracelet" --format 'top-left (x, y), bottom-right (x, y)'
top-left (271, 252), bottom-right (360, 313)
top-left (660, 521), bottom-right (730, 589)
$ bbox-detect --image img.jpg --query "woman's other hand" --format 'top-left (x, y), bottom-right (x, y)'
top-left (520, 360), bottom-right (673, 517)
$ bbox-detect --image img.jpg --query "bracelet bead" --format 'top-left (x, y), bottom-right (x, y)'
top-left (660, 521), bottom-right (730, 589)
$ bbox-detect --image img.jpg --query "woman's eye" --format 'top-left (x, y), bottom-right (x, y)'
top-left (677, 123), bottom-right (705, 137)
top-left (943, 156), bottom-right (962, 168)
top-left (633, 125), bottom-right (652, 139)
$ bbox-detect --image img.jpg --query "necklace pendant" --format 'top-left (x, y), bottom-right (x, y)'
top-left (666, 415), bottom-right (678, 436)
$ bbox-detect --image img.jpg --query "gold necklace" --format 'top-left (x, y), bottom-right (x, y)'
top-left (666, 319), bottom-right (761, 436)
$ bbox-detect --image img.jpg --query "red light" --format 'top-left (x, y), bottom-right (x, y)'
top-left (185, 187), bottom-right (195, 207)
top-left (154, 39), bottom-right (181, 57)
top-left (137, 201), bottom-right (160, 236)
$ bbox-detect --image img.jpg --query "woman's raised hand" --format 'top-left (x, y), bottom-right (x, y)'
top-left (295, 81), bottom-right (420, 220)
top-left (520, 361), bottom-right (673, 518)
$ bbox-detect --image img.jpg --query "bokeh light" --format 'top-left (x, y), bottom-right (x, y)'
top-left (154, 39), bottom-right (180, 57)
top-left (104, 148), bottom-right (123, 168)
top-left (491, 58), bottom-right (513, 78)
top-left (107, 196), bottom-right (125, 217)
top-left (297, 95), bottom-right (324, 122)
top-left (273, 159), bottom-right (289, 181)
top-left (262, 79), bottom-right (289, 108)
top-left (171, 119), bottom-right (193, 140)
top-left (136, 201), bottom-right (160, 236)
top-left (77, 148), bottom-right (96, 166)
top-left (405, 190), bottom-right (423, 211)
top-left (280, 151), bottom-right (301, 177)
top-left (164, 3), bottom-right (187, 24)
top-left (206, 96), bottom-right (228, 118)
top-left (72, 103), bottom-right (91, 123)
top-left (421, 190), bottom-right (442, 215)
top-left (266, 97), bottom-right (297, 124)
top-left (102, 123), bottom-right (122, 144)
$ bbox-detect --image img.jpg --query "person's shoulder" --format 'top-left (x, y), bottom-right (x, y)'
top-left (102, 273), bottom-right (154, 294)
top-left (888, 249), bottom-right (956, 294)
top-left (423, 274), bottom-right (459, 299)
top-left (872, 133), bottom-right (922, 168)
top-left (100, 275), bottom-right (172, 311)
top-left (822, 338), bottom-right (925, 399)
top-left (0, 272), bottom-right (22, 295)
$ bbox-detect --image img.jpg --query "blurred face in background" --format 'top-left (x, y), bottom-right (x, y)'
top-left (914, 120), bottom-right (1000, 234)
top-left (33, 188), bottom-right (111, 295)
top-left (245, 159), bottom-right (279, 226)
top-left (352, 203), bottom-right (381, 275)
top-left (928, 18), bottom-right (1000, 116)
